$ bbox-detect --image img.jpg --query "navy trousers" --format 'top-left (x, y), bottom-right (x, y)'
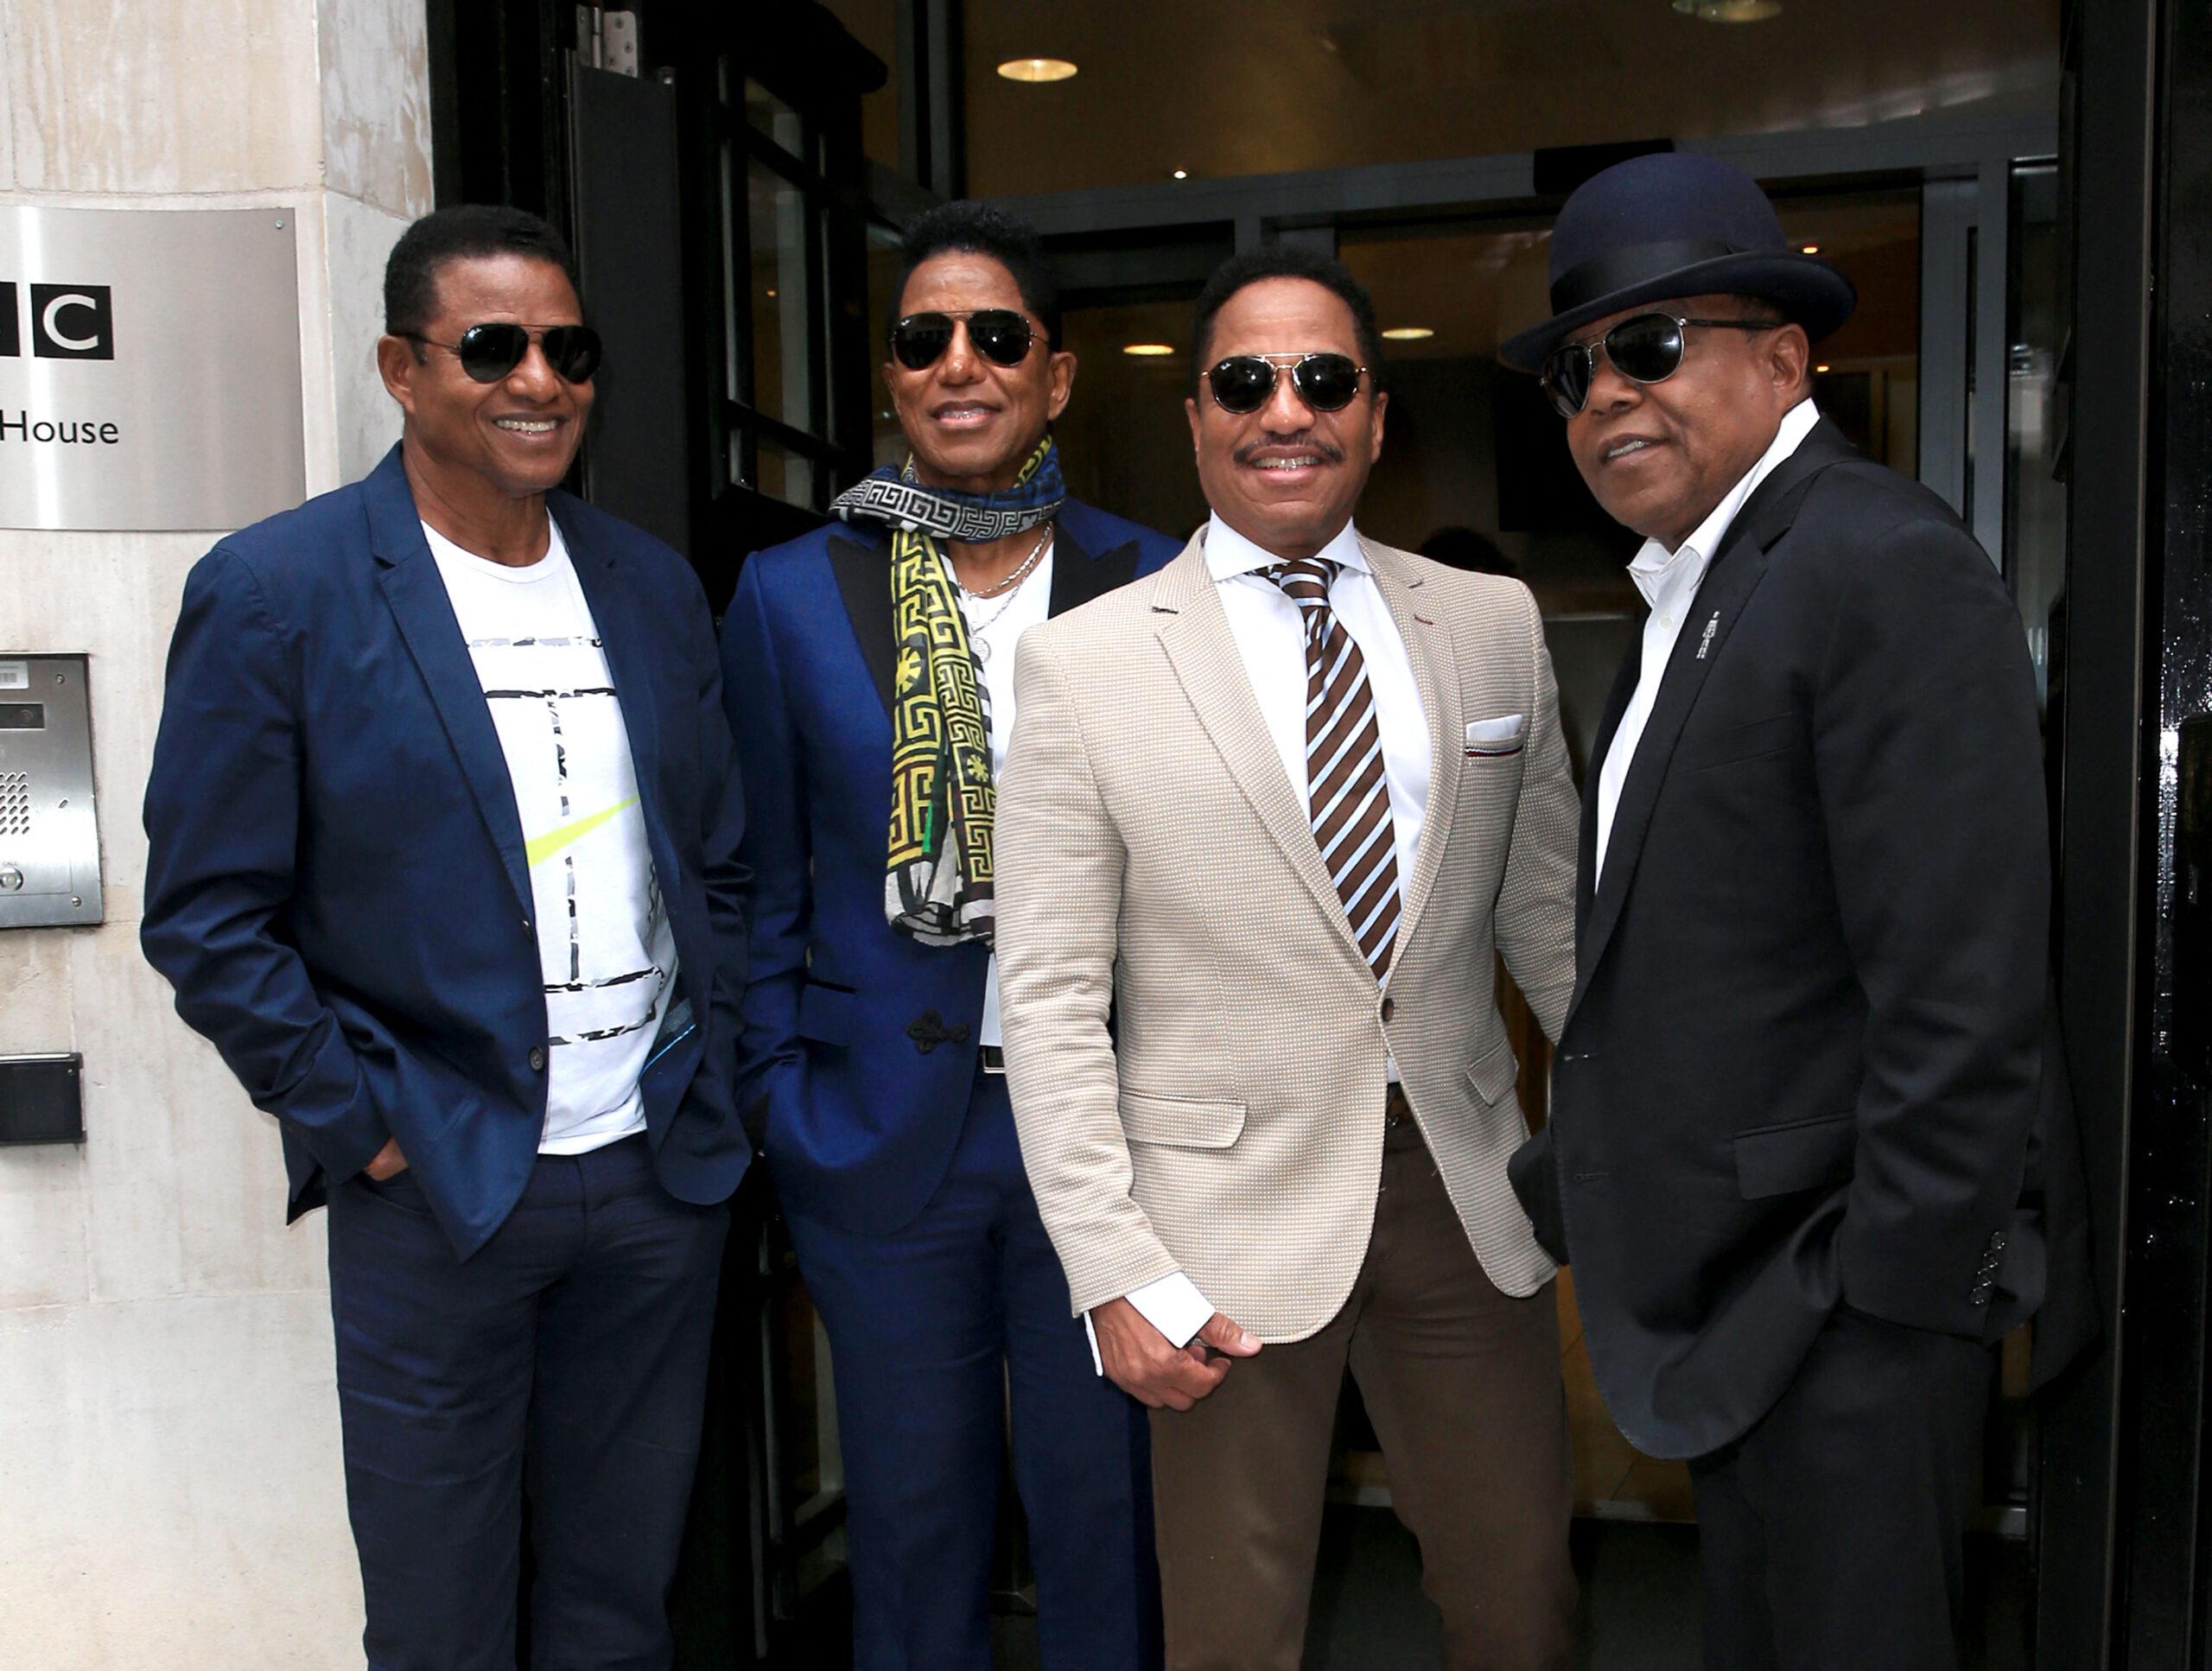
top-left (327, 1134), bottom-right (729, 1671)
top-left (783, 1073), bottom-right (1162, 1671)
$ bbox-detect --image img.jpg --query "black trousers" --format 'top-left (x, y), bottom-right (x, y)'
top-left (327, 1134), bottom-right (729, 1671)
top-left (1688, 1304), bottom-right (1995, 1671)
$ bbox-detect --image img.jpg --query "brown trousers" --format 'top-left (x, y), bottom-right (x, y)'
top-left (1147, 1115), bottom-right (1575, 1671)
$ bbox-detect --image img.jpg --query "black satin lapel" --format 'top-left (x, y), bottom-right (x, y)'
top-left (826, 533), bottom-right (899, 720)
top-left (1047, 522), bottom-right (1140, 618)
top-left (1576, 642), bottom-right (1643, 944)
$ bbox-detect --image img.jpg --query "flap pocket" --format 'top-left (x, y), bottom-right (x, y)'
top-left (796, 982), bottom-right (857, 1045)
top-left (1466, 1037), bottom-right (1521, 1105)
top-left (1734, 1111), bottom-right (1856, 1199)
top-left (1122, 1089), bottom-right (1247, 1149)
top-left (1682, 711), bottom-right (1800, 772)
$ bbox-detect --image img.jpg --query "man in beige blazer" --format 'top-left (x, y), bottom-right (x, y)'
top-left (996, 247), bottom-right (1581, 1671)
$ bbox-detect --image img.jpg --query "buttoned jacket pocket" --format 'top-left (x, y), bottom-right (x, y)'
top-left (1121, 1090), bottom-right (1247, 1149)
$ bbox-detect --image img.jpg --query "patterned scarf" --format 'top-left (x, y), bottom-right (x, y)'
top-left (831, 439), bottom-right (1063, 945)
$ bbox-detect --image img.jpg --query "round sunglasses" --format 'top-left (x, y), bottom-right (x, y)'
top-left (1205, 352), bottom-right (1369, 416)
top-left (889, 309), bottom-right (1037, 371)
top-left (1541, 312), bottom-right (1780, 418)
top-left (407, 322), bottom-right (602, 384)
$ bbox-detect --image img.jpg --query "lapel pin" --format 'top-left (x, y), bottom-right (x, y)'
top-left (1695, 612), bottom-right (1720, 660)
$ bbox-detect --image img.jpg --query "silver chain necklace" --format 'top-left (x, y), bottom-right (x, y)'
top-left (956, 529), bottom-right (1052, 658)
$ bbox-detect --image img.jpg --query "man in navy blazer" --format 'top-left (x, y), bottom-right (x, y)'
top-left (721, 203), bottom-right (1179, 1669)
top-left (142, 206), bottom-right (748, 1669)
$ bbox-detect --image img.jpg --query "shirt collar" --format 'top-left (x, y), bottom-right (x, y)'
top-left (1204, 511), bottom-right (1369, 582)
top-left (1624, 398), bottom-right (1821, 612)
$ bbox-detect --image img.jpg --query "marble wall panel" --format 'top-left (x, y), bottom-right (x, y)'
top-left (0, 1292), bottom-right (358, 1669)
top-left (327, 193), bottom-right (410, 483)
top-left (316, 0), bottom-right (434, 220)
top-left (4, 0), bottom-right (322, 196)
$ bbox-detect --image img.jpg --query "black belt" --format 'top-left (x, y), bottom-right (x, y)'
top-left (979, 1045), bottom-right (1007, 1075)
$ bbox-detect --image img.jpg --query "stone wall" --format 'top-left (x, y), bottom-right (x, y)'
top-left (0, 3), bottom-right (429, 1661)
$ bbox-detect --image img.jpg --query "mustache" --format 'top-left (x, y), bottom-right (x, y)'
top-left (1234, 434), bottom-right (1344, 466)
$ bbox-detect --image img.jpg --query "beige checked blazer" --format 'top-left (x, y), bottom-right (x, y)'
top-left (995, 531), bottom-right (1580, 1342)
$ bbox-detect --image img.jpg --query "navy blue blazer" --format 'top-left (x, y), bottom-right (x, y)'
top-left (142, 445), bottom-right (752, 1258)
top-left (721, 500), bottom-right (1180, 1234)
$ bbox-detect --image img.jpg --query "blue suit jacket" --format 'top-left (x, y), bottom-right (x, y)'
top-left (721, 499), bottom-right (1179, 1234)
top-left (142, 445), bottom-right (752, 1258)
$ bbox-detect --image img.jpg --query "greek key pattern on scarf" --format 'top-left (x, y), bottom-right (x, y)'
top-left (832, 436), bottom-right (1065, 543)
top-left (861, 441), bottom-right (1064, 945)
top-left (885, 525), bottom-right (995, 944)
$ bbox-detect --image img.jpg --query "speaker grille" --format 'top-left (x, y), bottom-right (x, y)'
top-left (0, 772), bottom-right (29, 836)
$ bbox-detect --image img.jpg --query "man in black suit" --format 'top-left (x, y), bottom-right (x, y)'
top-left (1502, 152), bottom-right (2060, 1669)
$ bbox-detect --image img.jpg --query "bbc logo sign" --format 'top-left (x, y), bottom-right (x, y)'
top-left (0, 283), bottom-right (115, 360)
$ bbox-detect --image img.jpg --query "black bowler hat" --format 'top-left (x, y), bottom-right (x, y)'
top-left (1498, 152), bottom-right (1857, 373)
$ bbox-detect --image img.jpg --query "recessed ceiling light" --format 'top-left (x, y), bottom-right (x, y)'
top-left (997, 57), bottom-right (1078, 83)
top-left (1173, 169), bottom-right (1189, 181)
top-left (1815, 363), bottom-right (1832, 373)
top-left (1671, 0), bottom-right (1783, 19)
top-left (1123, 343), bottom-right (1175, 357)
top-left (766, 288), bottom-right (777, 297)
top-left (1799, 244), bottom-right (1821, 255)
top-left (1382, 327), bottom-right (1436, 341)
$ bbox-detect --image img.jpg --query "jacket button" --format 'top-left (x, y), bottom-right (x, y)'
top-left (529, 1046), bottom-right (546, 1072)
top-left (1381, 997), bottom-right (1395, 1023)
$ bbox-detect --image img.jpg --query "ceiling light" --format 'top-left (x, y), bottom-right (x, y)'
top-left (1382, 327), bottom-right (1436, 341)
top-left (1123, 343), bottom-right (1175, 357)
top-left (1173, 169), bottom-right (1189, 181)
top-left (1815, 363), bottom-right (1832, 373)
top-left (1799, 244), bottom-right (1820, 255)
top-left (997, 57), bottom-right (1078, 83)
top-left (1671, 0), bottom-right (1783, 20)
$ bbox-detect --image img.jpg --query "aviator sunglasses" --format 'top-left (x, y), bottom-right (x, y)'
top-left (1206, 352), bottom-right (1368, 416)
top-left (1541, 312), bottom-right (1779, 418)
top-left (406, 322), bottom-right (603, 384)
top-left (890, 308), bottom-right (1038, 371)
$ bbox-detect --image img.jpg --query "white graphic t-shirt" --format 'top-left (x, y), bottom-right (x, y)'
top-left (423, 518), bottom-right (677, 1154)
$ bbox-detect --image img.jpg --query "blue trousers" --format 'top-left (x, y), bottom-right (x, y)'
top-left (783, 1074), bottom-right (1162, 1671)
top-left (327, 1134), bottom-right (729, 1671)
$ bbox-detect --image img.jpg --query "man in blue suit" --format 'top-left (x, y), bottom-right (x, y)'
top-left (142, 205), bottom-right (749, 1670)
top-left (721, 202), bottom-right (1179, 1669)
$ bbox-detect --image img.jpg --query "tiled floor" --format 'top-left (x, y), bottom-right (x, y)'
top-left (978, 1508), bottom-right (2031, 1669)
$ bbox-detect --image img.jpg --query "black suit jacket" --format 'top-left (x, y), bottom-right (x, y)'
top-left (1510, 417), bottom-right (2095, 1460)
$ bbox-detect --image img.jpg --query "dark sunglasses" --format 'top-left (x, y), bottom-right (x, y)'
top-left (1205, 353), bottom-right (1368, 416)
top-left (408, 322), bottom-right (602, 384)
top-left (1541, 312), bottom-right (1779, 418)
top-left (889, 309), bottom-right (1037, 371)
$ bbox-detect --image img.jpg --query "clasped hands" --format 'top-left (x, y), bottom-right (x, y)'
top-left (1089, 1296), bottom-right (1262, 1410)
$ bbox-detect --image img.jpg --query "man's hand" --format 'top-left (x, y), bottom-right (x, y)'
top-left (362, 1137), bottom-right (409, 1181)
top-left (1090, 1298), bottom-right (1261, 1411)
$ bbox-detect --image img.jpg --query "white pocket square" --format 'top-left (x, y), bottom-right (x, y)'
top-left (1465, 715), bottom-right (1527, 751)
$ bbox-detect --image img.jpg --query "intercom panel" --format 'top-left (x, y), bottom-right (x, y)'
top-left (0, 655), bottom-right (102, 928)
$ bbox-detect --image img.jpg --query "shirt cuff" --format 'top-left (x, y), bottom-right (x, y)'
top-left (1082, 1270), bottom-right (1217, 1376)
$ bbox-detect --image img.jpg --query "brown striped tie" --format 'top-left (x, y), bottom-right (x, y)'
top-left (1266, 558), bottom-right (1401, 982)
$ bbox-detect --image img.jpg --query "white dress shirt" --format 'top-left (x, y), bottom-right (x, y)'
top-left (1089, 513), bottom-right (1433, 1368)
top-left (957, 539), bottom-right (1056, 1048)
top-left (1593, 398), bottom-right (1821, 881)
